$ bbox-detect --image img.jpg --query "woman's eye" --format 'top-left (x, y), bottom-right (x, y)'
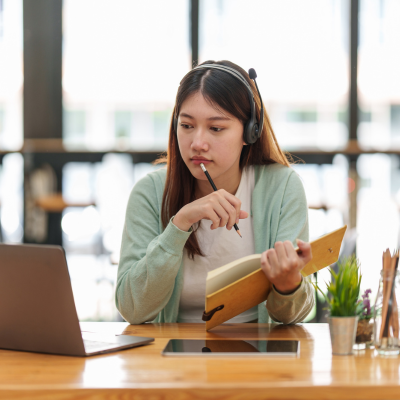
top-left (210, 127), bottom-right (223, 132)
top-left (180, 123), bottom-right (192, 129)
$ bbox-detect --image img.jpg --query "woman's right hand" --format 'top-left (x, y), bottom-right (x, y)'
top-left (172, 189), bottom-right (249, 232)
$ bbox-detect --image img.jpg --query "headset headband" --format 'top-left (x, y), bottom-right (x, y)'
top-left (194, 64), bottom-right (254, 94)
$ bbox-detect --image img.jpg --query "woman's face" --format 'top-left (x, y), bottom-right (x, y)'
top-left (177, 91), bottom-right (246, 184)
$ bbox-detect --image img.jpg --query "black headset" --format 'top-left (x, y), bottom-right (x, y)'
top-left (173, 64), bottom-right (264, 145)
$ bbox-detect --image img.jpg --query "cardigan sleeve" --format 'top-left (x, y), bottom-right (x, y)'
top-left (266, 170), bottom-right (315, 324)
top-left (115, 174), bottom-right (192, 324)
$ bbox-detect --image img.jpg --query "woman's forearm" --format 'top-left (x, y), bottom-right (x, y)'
top-left (115, 220), bottom-right (191, 324)
top-left (266, 278), bottom-right (315, 324)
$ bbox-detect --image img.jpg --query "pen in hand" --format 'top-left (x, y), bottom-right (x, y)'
top-left (200, 163), bottom-right (242, 238)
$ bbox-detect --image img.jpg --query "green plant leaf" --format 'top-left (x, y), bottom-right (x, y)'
top-left (314, 256), bottom-right (361, 317)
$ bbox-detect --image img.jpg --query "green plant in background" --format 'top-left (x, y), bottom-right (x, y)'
top-left (313, 256), bottom-right (362, 317)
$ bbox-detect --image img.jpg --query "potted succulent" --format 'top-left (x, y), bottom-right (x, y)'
top-left (313, 256), bottom-right (362, 355)
top-left (354, 289), bottom-right (374, 350)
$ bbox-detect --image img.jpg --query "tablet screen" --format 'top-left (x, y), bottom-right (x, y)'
top-left (162, 339), bottom-right (299, 356)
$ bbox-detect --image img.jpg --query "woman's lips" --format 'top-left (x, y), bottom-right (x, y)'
top-left (191, 159), bottom-right (212, 165)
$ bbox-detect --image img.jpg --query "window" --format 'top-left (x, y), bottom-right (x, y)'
top-left (0, 0), bottom-right (23, 150)
top-left (62, 0), bottom-right (190, 151)
top-left (358, 0), bottom-right (400, 149)
top-left (199, 0), bottom-right (350, 151)
top-left (357, 154), bottom-right (400, 294)
top-left (61, 157), bottom-right (162, 321)
top-left (0, 153), bottom-right (23, 242)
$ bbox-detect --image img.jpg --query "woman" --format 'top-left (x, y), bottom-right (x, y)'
top-left (116, 60), bottom-right (314, 325)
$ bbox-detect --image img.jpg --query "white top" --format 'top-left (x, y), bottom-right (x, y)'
top-left (177, 165), bottom-right (258, 323)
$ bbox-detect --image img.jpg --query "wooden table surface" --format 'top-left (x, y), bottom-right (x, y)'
top-left (0, 322), bottom-right (399, 400)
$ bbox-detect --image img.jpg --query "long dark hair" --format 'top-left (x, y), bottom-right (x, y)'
top-left (155, 60), bottom-right (291, 259)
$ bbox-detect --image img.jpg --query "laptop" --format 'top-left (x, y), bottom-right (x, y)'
top-left (0, 244), bottom-right (154, 356)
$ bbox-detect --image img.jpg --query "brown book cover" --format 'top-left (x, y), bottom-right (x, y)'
top-left (203, 225), bottom-right (347, 330)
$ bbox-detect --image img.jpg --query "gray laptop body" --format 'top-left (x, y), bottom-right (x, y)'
top-left (0, 244), bottom-right (154, 356)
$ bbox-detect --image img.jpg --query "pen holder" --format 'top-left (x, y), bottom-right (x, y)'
top-left (374, 270), bottom-right (400, 355)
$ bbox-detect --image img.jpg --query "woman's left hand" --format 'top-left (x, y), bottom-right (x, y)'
top-left (260, 239), bottom-right (312, 294)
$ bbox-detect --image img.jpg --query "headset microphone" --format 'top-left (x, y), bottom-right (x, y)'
top-left (248, 68), bottom-right (264, 141)
top-left (248, 68), bottom-right (257, 80)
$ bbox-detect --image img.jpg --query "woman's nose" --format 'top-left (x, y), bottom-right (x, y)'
top-left (191, 128), bottom-right (209, 151)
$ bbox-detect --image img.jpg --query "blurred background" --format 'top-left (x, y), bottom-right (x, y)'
top-left (0, 0), bottom-right (399, 322)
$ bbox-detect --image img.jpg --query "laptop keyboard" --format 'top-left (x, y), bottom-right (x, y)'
top-left (83, 339), bottom-right (120, 352)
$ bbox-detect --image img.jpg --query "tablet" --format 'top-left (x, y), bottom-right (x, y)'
top-left (161, 339), bottom-right (299, 357)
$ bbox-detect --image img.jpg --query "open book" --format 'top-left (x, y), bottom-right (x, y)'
top-left (203, 225), bottom-right (347, 330)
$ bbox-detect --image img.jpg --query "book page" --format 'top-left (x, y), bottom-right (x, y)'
top-left (206, 254), bottom-right (262, 296)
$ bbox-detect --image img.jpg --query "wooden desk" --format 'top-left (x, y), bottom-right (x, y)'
top-left (0, 322), bottom-right (399, 399)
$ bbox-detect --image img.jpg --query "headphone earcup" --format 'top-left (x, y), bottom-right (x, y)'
top-left (173, 115), bottom-right (178, 133)
top-left (243, 121), bottom-right (252, 145)
top-left (243, 121), bottom-right (259, 145)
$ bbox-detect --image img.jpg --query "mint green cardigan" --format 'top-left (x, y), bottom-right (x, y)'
top-left (116, 163), bottom-right (313, 325)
